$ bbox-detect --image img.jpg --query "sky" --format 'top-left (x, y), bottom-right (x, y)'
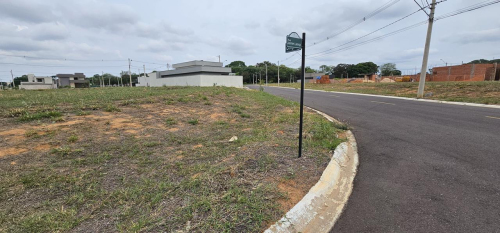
top-left (0, 0), bottom-right (499, 81)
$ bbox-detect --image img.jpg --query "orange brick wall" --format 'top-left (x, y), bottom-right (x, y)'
top-left (409, 64), bottom-right (499, 82)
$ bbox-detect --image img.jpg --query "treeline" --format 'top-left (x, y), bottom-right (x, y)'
top-left (468, 59), bottom-right (500, 64)
top-left (226, 61), bottom-right (403, 83)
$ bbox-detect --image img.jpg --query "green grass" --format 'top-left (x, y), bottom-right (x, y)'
top-left (187, 119), bottom-right (199, 125)
top-left (0, 86), bottom-right (345, 232)
top-left (271, 81), bottom-right (500, 105)
top-left (165, 118), bottom-right (177, 126)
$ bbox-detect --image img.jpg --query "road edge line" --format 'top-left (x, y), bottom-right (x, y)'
top-left (265, 107), bottom-right (359, 233)
top-left (268, 86), bottom-right (500, 109)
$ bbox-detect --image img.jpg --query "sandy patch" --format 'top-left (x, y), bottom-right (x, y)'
top-left (193, 144), bottom-right (203, 149)
top-left (0, 129), bottom-right (26, 136)
top-left (168, 128), bottom-right (179, 132)
top-left (34, 144), bottom-right (51, 152)
top-left (277, 180), bottom-right (306, 213)
top-left (0, 148), bottom-right (28, 158)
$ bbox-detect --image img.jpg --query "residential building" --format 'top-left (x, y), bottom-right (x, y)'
top-left (56, 73), bottom-right (89, 88)
top-left (297, 73), bottom-right (326, 83)
top-left (136, 61), bottom-right (243, 88)
top-left (19, 74), bottom-right (57, 90)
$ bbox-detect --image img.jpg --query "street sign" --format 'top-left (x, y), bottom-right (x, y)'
top-left (285, 32), bottom-right (306, 158)
top-left (286, 32), bottom-right (302, 53)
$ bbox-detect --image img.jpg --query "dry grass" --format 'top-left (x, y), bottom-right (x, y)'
top-left (274, 81), bottom-right (500, 105)
top-left (0, 87), bottom-right (345, 232)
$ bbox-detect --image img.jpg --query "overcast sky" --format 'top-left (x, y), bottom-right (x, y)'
top-left (0, 0), bottom-right (499, 81)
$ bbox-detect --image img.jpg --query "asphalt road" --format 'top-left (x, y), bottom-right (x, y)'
top-left (247, 85), bottom-right (500, 233)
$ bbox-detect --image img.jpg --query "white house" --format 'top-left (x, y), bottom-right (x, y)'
top-left (19, 74), bottom-right (57, 90)
top-left (137, 61), bottom-right (243, 88)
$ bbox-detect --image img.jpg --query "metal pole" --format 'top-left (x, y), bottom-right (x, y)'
top-left (417, 0), bottom-right (436, 98)
top-left (265, 63), bottom-right (268, 86)
top-left (494, 63), bottom-right (498, 81)
top-left (10, 70), bottom-right (15, 88)
top-left (143, 64), bottom-right (146, 86)
top-left (128, 58), bottom-right (132, 87)
top-left (278, 61), bottom-right (280, 86)
top-left (299, 32), bottom-right (306, 158)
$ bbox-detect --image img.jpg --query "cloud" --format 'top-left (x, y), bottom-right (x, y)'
top-left (16, 25), bottom-right (28, 32)
top-left (244, 22), bottom-right (260, 29)
top-left (205, 36), bottom-right (257, 56)
top-left (443, 28), bottom-right (500, 44)
top-left (0, 0), bottom-right (55, 23)
top-left (137, 40), bottom-right (187, 53)
top-left (63, 1), bottom-right (139, 32)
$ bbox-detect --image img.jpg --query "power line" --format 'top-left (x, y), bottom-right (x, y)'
top-left (435, 0), bottom-right (500, 20)
top-left (307, 7), bottom-right (426, 58)
top-left (307, 0), bottom-right (400, 48)
top-left (0, 62), bottom-right (128, 68)
top-left (291, 0), bottom-right (500, 65)
top-left (0, 53), bottom-right (126, 62)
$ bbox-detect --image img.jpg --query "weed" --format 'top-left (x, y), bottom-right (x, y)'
top-left (188, 119), bottom-right (199, 125)
top-left (165, 118), bottom-right (177, 126)
top-left (68, 135), bottom-right (79, 143)
top-left (25, 129), bottom-right (39, 138)
top-left (75, 110), bottom-right (90, 116)
top-left (50, 146), bottom-right (72, 156)
top-left (18, 111), bottom-right (62, 122)
top-left (104, 105), bottom-right (121, 112)
top-left (143, 141), bottom-right (161, 147)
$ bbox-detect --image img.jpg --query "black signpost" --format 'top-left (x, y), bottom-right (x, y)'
top-left (286, 32), bottom-right (306, 158)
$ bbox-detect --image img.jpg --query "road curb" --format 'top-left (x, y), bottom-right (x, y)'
top-left (268, 86), bottom-right (500, 109)
top-left (265, 107), bottom-right (359, 233)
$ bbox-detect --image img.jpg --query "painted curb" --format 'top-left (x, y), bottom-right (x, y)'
top-left (266, 86), bottom-right (500, 109)
top-left (265, 107), bottom-right (359, 233)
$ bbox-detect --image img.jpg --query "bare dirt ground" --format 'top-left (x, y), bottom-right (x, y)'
top-left (0, 87), bottom-right (345, 232)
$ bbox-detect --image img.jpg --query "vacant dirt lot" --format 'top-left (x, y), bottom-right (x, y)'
top-left (0, 87), bottom-right (345, 232)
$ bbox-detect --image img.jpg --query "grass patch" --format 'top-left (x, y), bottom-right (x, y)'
top-left (18, 111), bottom-right (62, 122)
top-left (68, 135), bottom-right (78, 143)
top-left (187, 119), bottom-right (199, 125)
top-left (0, 86), bottom-right (344, 232)
top-left (272, 81), bottom-right (500, 105)
top-left (165, 118), bottom-right (177, 126)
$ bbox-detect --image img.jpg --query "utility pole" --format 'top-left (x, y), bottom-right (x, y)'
top-left (143, 64), bottom-right (146, 85)
top-left (278, 61), bottom-right (280, 86)
top-left (417, 0), bottom-right (437, 98)
top-left (217, 55), bottom-right (220, 63)
top-left (128, 58), bottom-right (132, 87)
top-left (265, 63), bottom-right (268, 86)
top-left (10, 70), bottom-right (15, 88)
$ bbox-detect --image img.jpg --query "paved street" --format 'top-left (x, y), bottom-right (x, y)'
top-left (248, 85), bottom-right (500, 232)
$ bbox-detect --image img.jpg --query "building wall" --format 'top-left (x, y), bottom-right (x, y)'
top-left (137, 74), bottom-right (243, 88)
top-left (19, 84), bottom-right (56, 90)
top-left (59, 78), bottom-right (70, 87)
top-left (412, 64), bottom-right (499, 82)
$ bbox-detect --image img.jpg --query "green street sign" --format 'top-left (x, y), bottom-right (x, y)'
top-left (286, 46), bottom-right (301, 53)
top-left (286, 32), bottom-right (302, 53)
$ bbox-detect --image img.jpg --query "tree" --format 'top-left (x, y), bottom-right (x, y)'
top-left (354, 62), bottom-right (378, 75)
top-left (225, 61), bottom-right (247, 68)
top-left (380, 63), bottom-right (400, 76)
top-left (13, 75), bottom-right (28, 86)
top-left (319, 65), bottom-right (334, 75)
top-left (333, 64), bottom-right (353, 78)
top-left (305, 66), bottom-right (317, 73)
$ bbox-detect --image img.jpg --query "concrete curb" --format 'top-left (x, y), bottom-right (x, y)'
top-left (268, 86), bottom-right (500, 109)
top-left (265, 107), bottom-right (359, 233)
